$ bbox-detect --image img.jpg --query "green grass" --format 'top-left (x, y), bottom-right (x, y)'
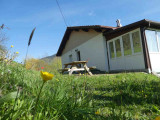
top-left (85, 73), bottom-right (160, 119)
top-left (0, 62), bottom-right (160, 120)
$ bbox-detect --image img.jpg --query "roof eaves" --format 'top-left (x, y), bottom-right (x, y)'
top-left (56, 28), bottom-right (72, 56)
top-left (104, 19), bottom-right (147, 36)
top-left (67, 25), bottom-right (117, 30)
top-left (104, 19), bottom-right (160, 36)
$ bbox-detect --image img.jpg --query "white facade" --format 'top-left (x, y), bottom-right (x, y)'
top-left (59, 20), bottom-right (160, 73)
top-left (60, 28), bottom-right (152, 72)
top-left (107, 28), bottom-right (146, 71)
top-left (61, 33), bottom-right (109, 71)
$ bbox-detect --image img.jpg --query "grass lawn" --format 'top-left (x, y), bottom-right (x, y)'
top-left (0, 62), bottom-right (160, 119)
top-left (84, 73), bottom-right (160, 119)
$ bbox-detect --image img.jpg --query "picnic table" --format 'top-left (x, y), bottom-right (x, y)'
top-left (61, 61), bottom-right (93, 76)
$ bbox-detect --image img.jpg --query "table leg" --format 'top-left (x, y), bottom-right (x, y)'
top-left (69, 69), bottom-right (74, 75)
top-left (62, 64), bottom-right (68, 74)
top-left (75, 64), bottom-right (81, 74)
top-left (83, 63), bottom-right (93, 76)
top-left (69, 65), bottom-right (75, 75)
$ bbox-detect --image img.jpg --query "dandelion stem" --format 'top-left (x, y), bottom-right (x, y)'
top-left (33, 81), bottom-right (45, 120)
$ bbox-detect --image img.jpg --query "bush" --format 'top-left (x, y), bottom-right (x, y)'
top-left (25, 57), bottom-right (62, 72)
top-left (25, 58), bottom-right (48, 71)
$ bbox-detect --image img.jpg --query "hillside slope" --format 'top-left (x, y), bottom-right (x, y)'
top-left (40, 54), bottom-right (56, 63)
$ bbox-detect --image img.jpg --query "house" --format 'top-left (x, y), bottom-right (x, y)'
top-left (56, 19), bottom-right (160, 73)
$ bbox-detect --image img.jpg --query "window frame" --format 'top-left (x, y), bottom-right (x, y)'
top-left (108, 41), bottom-right (116, 59)
top-left (145, 28), bottom-right (160, 53)
top-left (115, 38), bottom-right (122, 58)
top-left (156, 31), bottom-right (160, 52)
top-left (122, 33), bottom-right (132, 56)
top-left (107, 28), bottom-right (143, 60)
top-left (130, 29), bottom-right (143, 54)
top-left (108, 36), bottom-right (123, 59)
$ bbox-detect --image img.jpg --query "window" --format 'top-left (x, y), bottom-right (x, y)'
top-left (69, 54), bottom-right (72, 62)
top-left (132, 31), bottom-right (141, 53)
top-left (76, 51), bottom-right (81, 61)
top-left (115, 39), bottom-right (121, 57)
top-left (109, 42), bottom-right (115, 58)
top-left (122, 34), bottom-right (132, 56)
top-left (145, 30), bottom-right (158, 52)
top-left (157, 32), bottom-right (160, 48)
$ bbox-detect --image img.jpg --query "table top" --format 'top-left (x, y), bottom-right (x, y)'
top-left (64, 61), bottom-right (88, 66)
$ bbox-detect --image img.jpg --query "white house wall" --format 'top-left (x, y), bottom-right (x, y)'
top-left (109, 54), bottom-right (145, 70)
top-left (107, 28), bottom-right (145, 71)
top-left (61, 33), bottom-right (108, 71)
top-left (149, 53), bottom-right (160, 72)
top-left (62, 30), bottom-right (99, 54)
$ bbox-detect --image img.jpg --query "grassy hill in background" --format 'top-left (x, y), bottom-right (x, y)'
top-left (25, 54), bottom-right (62, 71)
top-left (40, 54), bottom-right (57, 64)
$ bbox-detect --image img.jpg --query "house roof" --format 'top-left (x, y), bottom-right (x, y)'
top-left (104, 19), bottom-right (160, 40)
top-left (56, 19), bottom-right (160, 56)
top-left (56, 25), bottom-right (117, 56)
top-left (67, 25), bottom-right (118, 29)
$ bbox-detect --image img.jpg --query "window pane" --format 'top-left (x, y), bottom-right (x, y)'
top-left (132, 31), bottom-right (141, 53)
top-left (122, 34), bottom-right (132, 56)
top-left (109, 42), bottom-right (115, 58)
top-left (145, 30), bottom-right (158, 52)
top-left (115, 39), bottom-right (121, 57)
top-left (157, 32), bottom-right (160, 48)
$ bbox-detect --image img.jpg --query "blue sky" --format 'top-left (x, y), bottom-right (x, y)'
top-left (1, 0), bottom-right (160, 62)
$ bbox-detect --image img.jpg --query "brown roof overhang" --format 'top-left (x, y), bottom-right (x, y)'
top-left (56, 25), bottom-right (117, 56)
top-left (104, 19), bottom-right (160, 40)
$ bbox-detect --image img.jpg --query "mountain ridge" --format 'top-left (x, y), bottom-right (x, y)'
top-left (41, 54), bottom-right (56, 63)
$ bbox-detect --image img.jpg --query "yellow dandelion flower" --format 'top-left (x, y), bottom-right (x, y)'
top-left (155, 116), bottom-right (160, 120)
top-left (40, 71), bottom-right (54, 82)
top-left (16, 52), bottom-right (19, 54)
top-left (11, 45), bottom-right (14, 48)
top-left (95, 111), bottom-right (100, 115)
